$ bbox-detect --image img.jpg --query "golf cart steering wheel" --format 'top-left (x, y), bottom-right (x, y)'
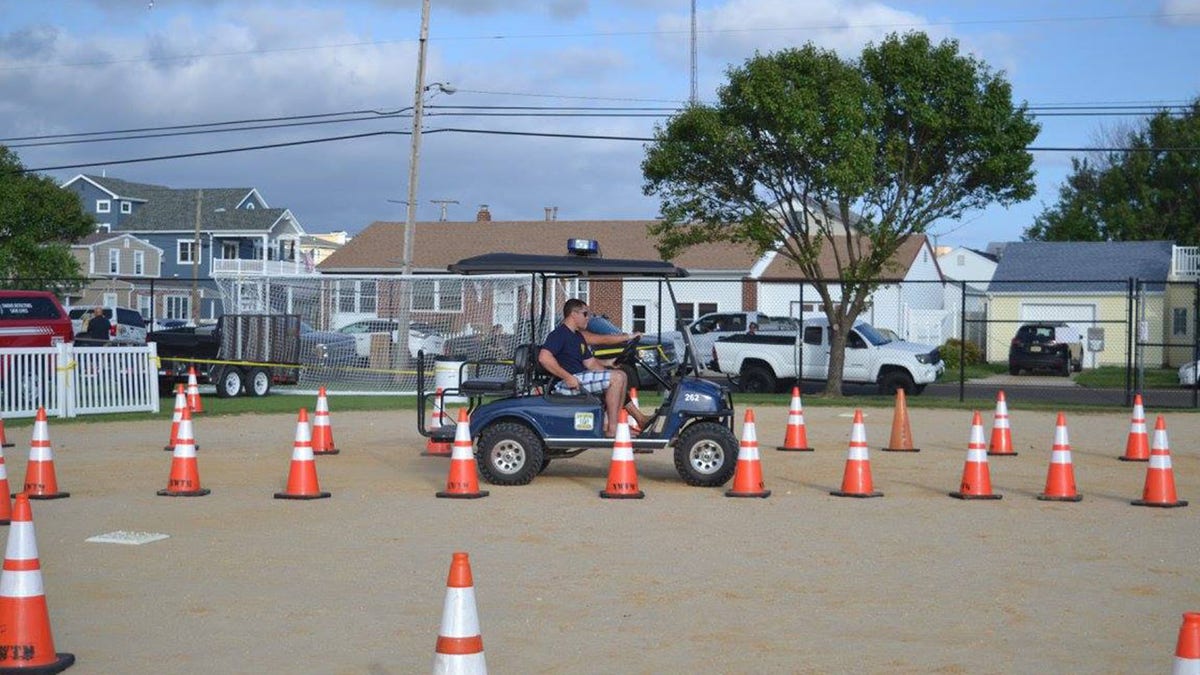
top-left (614, 335), bottom-right (642, 364)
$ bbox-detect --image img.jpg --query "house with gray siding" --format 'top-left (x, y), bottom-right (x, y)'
top-left (61, 174), bottom-right (307, 322)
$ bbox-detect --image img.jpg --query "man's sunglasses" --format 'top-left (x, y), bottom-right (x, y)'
top-left (576, 309), bottom-right (590, 317)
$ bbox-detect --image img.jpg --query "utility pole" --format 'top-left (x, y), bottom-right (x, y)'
top-left (690, 0), bottom-right (698, 104)
top-left (430, 199), bottom-right (459, 221)
top-left (191, 189), bottom-right (202, 325)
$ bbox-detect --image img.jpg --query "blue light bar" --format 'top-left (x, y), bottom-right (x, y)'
top-left (567, 238), bottom-right (600, 256)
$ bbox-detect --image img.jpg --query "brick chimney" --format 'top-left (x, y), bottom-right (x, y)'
top-left (476, 204), bottom-right (491, 222)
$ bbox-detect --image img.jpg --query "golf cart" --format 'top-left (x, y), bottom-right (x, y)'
top-left (416, 251), bottom-right (739, 488)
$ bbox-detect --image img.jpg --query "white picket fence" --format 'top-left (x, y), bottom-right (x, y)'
top-left (0, 343), bottom-right (161, 419)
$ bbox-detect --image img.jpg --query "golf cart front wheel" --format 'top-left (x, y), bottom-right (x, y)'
top-left (673, 421), bottom-right (739, 487)
top-left (477, 422), bottom-right (545, 486)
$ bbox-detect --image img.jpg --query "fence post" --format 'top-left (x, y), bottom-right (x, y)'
top-left (56, 342), bottom-right (73, 418)
top-left (959, 279), bottom-right (966, 403)
top-left (1194, 279), bottom-right (1199, 409)
top-left (149, 342), bottom-right (161, 413)
top-left (1124, 277), bottom-right (1134, 407)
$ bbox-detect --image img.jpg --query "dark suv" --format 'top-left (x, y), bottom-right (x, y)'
top-left (1009, 322), bottom-right (1083, 376)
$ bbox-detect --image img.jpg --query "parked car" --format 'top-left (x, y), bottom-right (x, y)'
top-left (1008, 322), bottom-right (1083, 376)
top-left (0, 291), bottom-right (74, 348)
top-left (300, 322), bottom-right (359, 366)
top-left (68, 306), bottom-right (148, 346)
top-left (336, 318), bottom-right (446, 362)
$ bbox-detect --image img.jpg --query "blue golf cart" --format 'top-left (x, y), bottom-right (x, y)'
top-left (416, 251), bottom-right (739, 487)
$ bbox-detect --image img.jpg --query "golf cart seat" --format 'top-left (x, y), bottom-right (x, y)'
top-left (458, 343), bottom-right (544, 396)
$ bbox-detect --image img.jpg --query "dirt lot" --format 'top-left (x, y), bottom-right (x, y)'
top-left (5, 400), bottom-right (1198, 673)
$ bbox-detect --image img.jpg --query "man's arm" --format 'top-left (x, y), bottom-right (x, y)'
top-left (581, 330), bottom-right (642, 347)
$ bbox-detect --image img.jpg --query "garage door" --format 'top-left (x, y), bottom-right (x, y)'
top-left (1019, 303), bottom-right (1097, 368)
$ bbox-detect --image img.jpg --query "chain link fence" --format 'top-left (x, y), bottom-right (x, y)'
top-left (7, 274), bottom-right (1198, 406)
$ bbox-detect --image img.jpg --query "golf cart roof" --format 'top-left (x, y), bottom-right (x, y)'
top-left (448, 252), bottom-right (689, 278)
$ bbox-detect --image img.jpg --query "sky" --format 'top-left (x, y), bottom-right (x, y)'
top-left (2, 0), bottom-right (1199, 253)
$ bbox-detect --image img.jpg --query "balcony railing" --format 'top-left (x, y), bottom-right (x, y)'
top-left (1173, 245), bottom-right (1199, 278)
top-left (211, 258), bottom-right (313, 276)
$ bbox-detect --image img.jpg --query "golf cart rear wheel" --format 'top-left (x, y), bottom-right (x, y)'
top-left (673, 421), bottom-right (738, 487)
top-left (477, 422), bottom-right (545, 486)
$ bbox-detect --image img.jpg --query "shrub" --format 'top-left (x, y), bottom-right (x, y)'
top-left (939, 338), bottom-right (982, 370)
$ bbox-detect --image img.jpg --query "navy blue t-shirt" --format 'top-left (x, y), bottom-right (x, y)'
top-left (541, 323), bottom-right (592, 374)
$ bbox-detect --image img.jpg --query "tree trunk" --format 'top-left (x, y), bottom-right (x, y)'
top-left (822, 318), bottom-right (850, 397)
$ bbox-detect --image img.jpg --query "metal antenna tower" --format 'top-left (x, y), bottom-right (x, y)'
top-left (430, 199), bottom-right (459, 221)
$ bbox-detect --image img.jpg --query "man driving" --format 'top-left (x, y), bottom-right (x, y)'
top-left (539, 299), bottom-right (651, 437)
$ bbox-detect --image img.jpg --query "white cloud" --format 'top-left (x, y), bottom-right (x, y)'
top-left (1160, 0), bottom-right (1200, 25)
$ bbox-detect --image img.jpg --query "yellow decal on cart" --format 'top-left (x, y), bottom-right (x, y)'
top-left (574, 412), bottom-right (595, 431)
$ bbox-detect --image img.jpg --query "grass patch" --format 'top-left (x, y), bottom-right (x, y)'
top-left (938, 362), bottom-right (1008, 381)
top-left (1074, 367), bottom-right (1178, 389)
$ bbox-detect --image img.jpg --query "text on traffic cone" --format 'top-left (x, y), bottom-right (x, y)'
top-left (158, 407), bottom-right (209, 497)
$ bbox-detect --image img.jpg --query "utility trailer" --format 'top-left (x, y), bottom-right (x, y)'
top-left (148, 314), bottom-right (302, 397)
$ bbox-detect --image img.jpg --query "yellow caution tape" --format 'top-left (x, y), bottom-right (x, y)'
top-left (56, 360), bottom-right (77, 372)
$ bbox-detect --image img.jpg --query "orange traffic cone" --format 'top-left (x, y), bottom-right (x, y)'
top-left (432, 551), bottom-right (487, 673)
top-left (881, 388), bottom-right (918, 452)
top-left (987, 390), bottom-right (1016, 456)
top-left (0, 446), bottom-right (11, 525)
top-left (776, 387), bottom-right (814, 452)
top-left (186, 366), bottom-right (204, 414)
top-left (0, 494), bottom-right (75, 673)
top-left (423, 388), bottom-right (453, 457)
top-left (1174, 612), bottom-right (1200, 674)
top-left (831, 409), bottom-right (882, 498)
top-left (436, 410), bottom-right (489, 499)
top-left (274, 409), bottom-right (330, 500)
top-left (1038, 412), bottom-right (1081, 502)
top-left (158, 407), bottom-right (209, 497)
top-left (21, 408), bottom-right (68, 500)
top-left (600, 411), bottom-right (644, 499)
top-left (0, 409), bottom-right (12, 449)
top-left (725, 409), bottom-right (770, 498)
top-left (163, 384), bottom-right (192, 452)
top-left (311, 386), bottom-right (339, 456)
top-left (950, 411), bottom-right (1002, 500)
top-left (1131, 416), bottom-right (1188, 508)
top-left (628, 388), bottom-right (642, 435)
top-left (1119, 394), bottom-right (1150, 461)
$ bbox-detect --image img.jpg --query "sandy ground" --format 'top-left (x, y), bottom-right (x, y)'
top-left (3, 400), bottom-right (1198, 674)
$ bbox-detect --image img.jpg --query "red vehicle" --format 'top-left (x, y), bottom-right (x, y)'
top-left (0, 291), bottom-right (74, 348)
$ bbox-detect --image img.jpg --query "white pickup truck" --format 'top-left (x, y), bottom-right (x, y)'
top-left (652, 311), bottom-right (800, 372)
top-left (709, 316), bottom-right (945, 394)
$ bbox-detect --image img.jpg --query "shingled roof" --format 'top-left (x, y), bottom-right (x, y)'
top-left (81, 175), bottom-right (282, 232)
top-left (756, 234), bottom-right (937, 281)
top-left (988, 241), bottom-right (1174, 292)
top-left (317, 220), bottom-right (762, 274)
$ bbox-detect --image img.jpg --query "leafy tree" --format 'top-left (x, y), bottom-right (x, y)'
top-left (643, 33), bottom-right (1038, 395)
top-left (0, 146), bottom-right (93, 291)
top-left (1025, 99), bottom-right (1200, 245)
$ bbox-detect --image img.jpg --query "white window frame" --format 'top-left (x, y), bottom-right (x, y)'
top-left (95, 223), bottom-right (111, 233)
top-left (95, 199), bottom-right (111, 213)
top-left (102, 292), bottom-right (118, 308)
top-left (412, 279), bottom-right (463, 313)
top-left (1173, 307), bottom-right (1189, 337)
top-left (177, 240), bottom-right (197, 264)
top-left (133, 250), bottom-right (145, 276)
top-left (164, 295), bottom-right (191, 320)
top-left (137, 295), bottom-right (152, 320)
top-left (120, 201), bottom-right (132, 214)
top-left (222, 242), bottom-right (238, 259)
top-left (108, 249), bottom-right (120, 274)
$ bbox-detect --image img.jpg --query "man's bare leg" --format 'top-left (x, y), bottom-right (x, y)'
top-left (604, 370), bottom-right (628, 436)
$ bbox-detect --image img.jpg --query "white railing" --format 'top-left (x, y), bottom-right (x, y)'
top-left (211, 258), bottom-right (312, 276)
top-left (1173, 245), bottom-right (1199, 278)
top-left (0, 344), bottom-right (160, 419)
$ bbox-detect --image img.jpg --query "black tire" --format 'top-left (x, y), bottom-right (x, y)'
top-left (673, 421), bottom-right (739, 487)
top-left (247, 367), bottom-right (271, 396)
top-left (739, 364), bottom-right (777, 394)
top-left (912, 384), bottom-right (927, 395)
top-left (477, 422), bottom-right (545, 486)
top-left (1008, 364), bottom-right (1020, 376)
top-left (214, 366), bottom-right (244, 398)
top-left (879, 370), bottom-right (915, 395)
top-left (1060, 356), bottom-right (1071, 377)
top-left (538, 457), bottom-right (552, 474)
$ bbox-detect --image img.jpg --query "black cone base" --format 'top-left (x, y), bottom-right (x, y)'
top-left (275, 491), bottom-right (331, 500)
top-left (1038, 493), bottom-right (1082, 502)
top-left (881, 447), bottom-right (920, 453)
top-left (987, 451), bottom-right (1018, 457)
top-left (313, 449), bottom-right (340, 456)
top-left (157, 488), bottom-right (211, 497)
top-left (600, 490), bottom-right (645, 499)
top-left (776, 446), bottom-right (814, 452)
top-left (1131, 499), bottom-right (1188, 508)
top-left (0, 652), bottom-right (76, 674)
top-left (725, 489), bottom-right (771, 498)
top-left (949, 491), bottom-right (1002, 500)
top-left (1117, 456), bottom-right (1148, 462)
top-left (436, 490), bottom-right (489, 499)
top-left (21, 492), bottom-right (70, 500)
top-left (831, 490), bottom-right (882, 498)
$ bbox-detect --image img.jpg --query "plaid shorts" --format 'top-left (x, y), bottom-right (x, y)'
top-left (553, 370), bottom-right (611, 395)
